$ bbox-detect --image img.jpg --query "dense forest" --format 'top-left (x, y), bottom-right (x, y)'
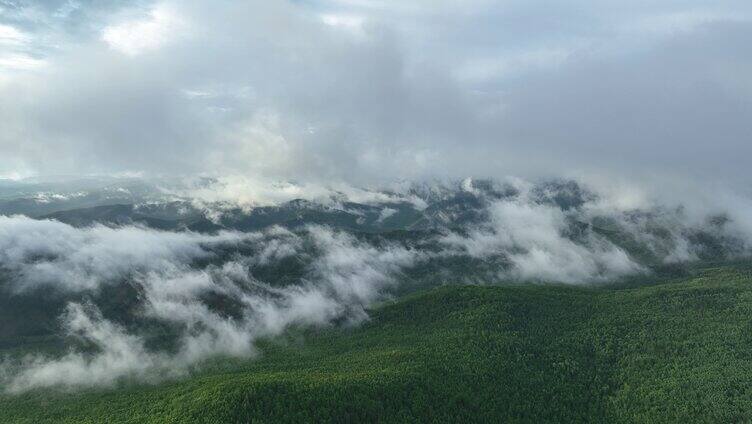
top-left (2, 263), bottom-right (752, 423)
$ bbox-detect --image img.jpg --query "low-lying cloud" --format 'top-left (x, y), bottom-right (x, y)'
top-left (0, 215), bottom-right (245, 292)
top-left (1, 176), bottom-right (751, 392)
top-left (441, 198), bottom-right (642, 283)
top-left (0, 216), bottom-right (421, 392)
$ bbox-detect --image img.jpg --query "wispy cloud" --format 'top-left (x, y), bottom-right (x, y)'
top-left (0, 216), bottom-right (423, 392)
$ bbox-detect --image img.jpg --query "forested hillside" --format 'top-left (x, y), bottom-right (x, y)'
top-left (2, 264), bottom-right (751, 423)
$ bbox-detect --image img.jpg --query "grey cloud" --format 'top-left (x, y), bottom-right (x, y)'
top-left (0, 0), bottom-right (748, 188)
top-left (439, 181), bottom-right (645, 283)
top-left (438, 178), bottom-right (751, 283)
top-left (493, 21), bottom-right (752, 184)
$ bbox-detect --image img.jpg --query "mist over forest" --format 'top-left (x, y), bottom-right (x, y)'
top-left (1, 0), bottom-right (751, 421)
top-left (0, 176), bottom-right (749, 393)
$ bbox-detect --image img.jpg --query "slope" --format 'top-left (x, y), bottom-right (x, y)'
top-left (1, 265), bottom-right (752, 422)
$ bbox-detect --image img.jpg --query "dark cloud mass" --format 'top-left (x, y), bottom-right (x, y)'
top-left (0, 0), bottom-right (749, 188)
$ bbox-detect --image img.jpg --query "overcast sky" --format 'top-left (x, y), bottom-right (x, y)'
top-left (0, 0), bottom-right (750, 188)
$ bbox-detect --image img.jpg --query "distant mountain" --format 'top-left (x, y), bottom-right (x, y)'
top-left (18, 178), bottom-right (743, 267)
top-left (41, 204), bottom-right (194, 231)
top-left (0, 177), bottom-right (168, 217)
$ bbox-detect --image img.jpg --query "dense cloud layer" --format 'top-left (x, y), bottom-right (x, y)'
top-left (0, 1), bottom-right (750, 187)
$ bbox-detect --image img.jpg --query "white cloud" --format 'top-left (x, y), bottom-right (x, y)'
top-left (173, 175), bottom-right (428, 212)
top-left (0, 24), bottom-right (28, 46)
top-left (321, 13), bottom-right (365, 30)
top-left (0, 55), bottom-right (46, 71)
top-left (441, 196), bottom-right (644, 283)
top-left (0, 217), bottom-right (424, 392)
top-left (101, 4), bottom-right (186, 55)
top-left (0, 215), bottom-right (246, 292)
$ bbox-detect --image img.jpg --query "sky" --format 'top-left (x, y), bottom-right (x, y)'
top-left (0, 0), bottom-right (750, 189)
